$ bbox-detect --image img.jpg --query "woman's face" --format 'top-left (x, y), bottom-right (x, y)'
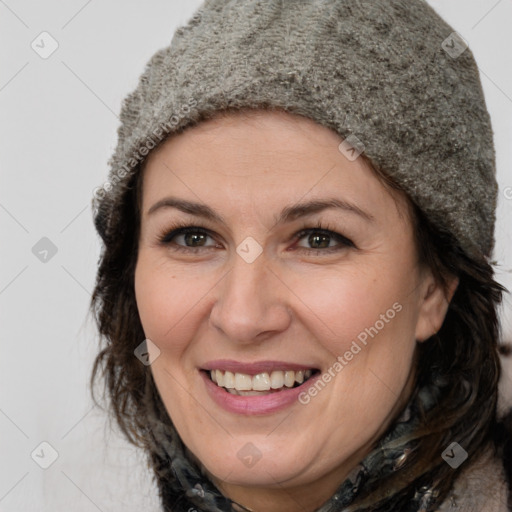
top-left (135, 110), bottom-right (450, 510)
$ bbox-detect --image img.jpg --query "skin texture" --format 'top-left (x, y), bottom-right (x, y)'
top-left (134, 109), bottom-right (455, 512)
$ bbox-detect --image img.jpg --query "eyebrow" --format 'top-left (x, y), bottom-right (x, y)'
top-left (147, 197), bottom-right (375, 225)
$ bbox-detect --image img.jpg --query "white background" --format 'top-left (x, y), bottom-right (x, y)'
top-left (1, 1), bottom-right (511, 511)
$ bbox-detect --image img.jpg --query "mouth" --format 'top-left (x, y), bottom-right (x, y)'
top-left (202, 368), bottom-right (320, 396)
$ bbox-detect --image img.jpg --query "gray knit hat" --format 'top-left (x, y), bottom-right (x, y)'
top-left (93, 0), bottom-right (497, 260)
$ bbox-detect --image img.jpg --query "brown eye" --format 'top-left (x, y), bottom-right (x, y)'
top-left (306, 232), bottom-right (331, 249)
top-left (160, 226), bottom-right (219, 251)
top-left (295, 228), bottom-right (355, 253)
top-left (181, 231), bottom-right (208, 247)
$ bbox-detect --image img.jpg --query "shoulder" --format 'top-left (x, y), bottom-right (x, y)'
top-left (435, 345), bottom-right (512, 512)
top-left (436, 444), bottom-right (510, 512)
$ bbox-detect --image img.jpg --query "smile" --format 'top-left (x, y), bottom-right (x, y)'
top-left (208, 369), bottom-right (317, 395)
top-left (199, 361), bottom-right (322, 414)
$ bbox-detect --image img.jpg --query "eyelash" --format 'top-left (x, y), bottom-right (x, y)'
top-left (157, 220), bottom-right (356, 254)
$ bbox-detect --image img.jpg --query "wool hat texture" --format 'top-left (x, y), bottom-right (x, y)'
top-left (93, 0), bottom-right (497, 260)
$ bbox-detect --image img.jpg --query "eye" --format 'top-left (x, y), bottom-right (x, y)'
top-left (159, 224), bottom-right (219, 253)
top-left (157, 221), bottom-right (356, 254)
top-left (293, 222), bottom-right (355, 253)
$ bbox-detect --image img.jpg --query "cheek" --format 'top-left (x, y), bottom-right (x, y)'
top-left (286, 264), bottom-right (415, 352)
top-left (134, 252), bottom-right (203, 352)
top-left (288, 263), bottom-right (419, 413)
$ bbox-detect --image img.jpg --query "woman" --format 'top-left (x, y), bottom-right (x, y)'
top-left (90, 0), bottom-right (512, 510)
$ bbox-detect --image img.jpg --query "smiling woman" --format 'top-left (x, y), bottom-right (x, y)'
top-left (135, 111), bottom-right (435, 499)
top-left (90, 1), bottom-right (511, 511)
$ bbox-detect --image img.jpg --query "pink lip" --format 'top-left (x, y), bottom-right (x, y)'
top-left (200, 369), bottom-right (321, 415)
top-left (201, 359), bottom-right (317, 375)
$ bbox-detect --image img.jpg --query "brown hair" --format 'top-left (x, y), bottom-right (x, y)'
top-left (90, 108), bottom-right (510, 511)
top-left (347, 155), bottom-right (509, 509)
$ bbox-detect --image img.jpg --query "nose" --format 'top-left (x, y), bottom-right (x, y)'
top-left (209, 250), bottom-right (292, 345)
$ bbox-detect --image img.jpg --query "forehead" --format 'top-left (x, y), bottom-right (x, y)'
top-left (140, 109), bottom-right (409, 224)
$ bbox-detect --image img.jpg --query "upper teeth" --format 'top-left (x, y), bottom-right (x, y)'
top-left (210, 369), bottom-right (313, 391)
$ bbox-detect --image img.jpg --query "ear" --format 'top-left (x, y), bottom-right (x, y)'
top-left (415, 271), bottom-right (459, 343)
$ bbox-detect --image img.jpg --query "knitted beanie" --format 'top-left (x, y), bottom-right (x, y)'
top-left (93, 0), bottom-right (497, 261)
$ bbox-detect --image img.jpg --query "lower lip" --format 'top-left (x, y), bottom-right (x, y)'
top-left (200, 371), bottom-right (319, 415)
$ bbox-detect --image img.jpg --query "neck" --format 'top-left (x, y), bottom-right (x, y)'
top-left (208, 446), bottom-right (367, 512)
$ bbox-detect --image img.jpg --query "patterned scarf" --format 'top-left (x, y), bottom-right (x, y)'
top-left (143, 373), bottom-right (443, 512)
